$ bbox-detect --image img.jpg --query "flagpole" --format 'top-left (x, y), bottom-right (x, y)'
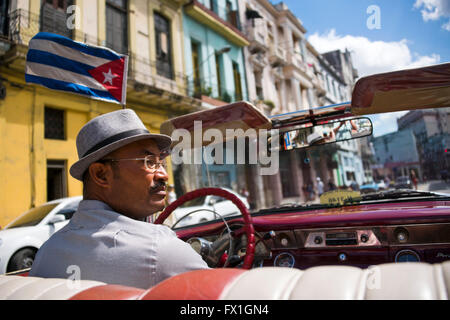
top-left (121, 55), bottom-right (129, 110)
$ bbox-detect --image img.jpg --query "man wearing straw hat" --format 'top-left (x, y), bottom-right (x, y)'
top-left (30, 109), bottom-right (208, 289)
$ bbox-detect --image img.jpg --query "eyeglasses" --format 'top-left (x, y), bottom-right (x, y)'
top-left (99, 154), bottom-right (167, 172)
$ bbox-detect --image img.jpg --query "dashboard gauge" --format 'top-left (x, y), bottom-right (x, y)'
top-left (395, 249), bottom-right (420, 263)
top-left (274, 252), bottom-right (295, 268)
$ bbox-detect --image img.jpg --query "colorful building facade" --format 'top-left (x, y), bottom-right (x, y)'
top-left (0, 0), bottom-right (199, 227)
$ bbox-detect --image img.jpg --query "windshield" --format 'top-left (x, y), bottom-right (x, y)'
top-left (6, 203), bottom-right (59, 229)
top-left (170, 107), bottom-right (450, 227)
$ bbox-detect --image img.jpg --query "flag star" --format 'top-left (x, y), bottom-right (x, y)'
top-left (102, 69), bottom-right (117, 85)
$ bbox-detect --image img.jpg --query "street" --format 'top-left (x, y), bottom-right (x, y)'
top-left (418, 180), bottom-right (450, 195)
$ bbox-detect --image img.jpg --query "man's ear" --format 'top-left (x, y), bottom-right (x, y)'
top-left (88, 162), bottom-right (113, 189)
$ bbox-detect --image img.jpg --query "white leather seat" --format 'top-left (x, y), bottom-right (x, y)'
top-left (0, 275), bottom-right (105, 300)
top-left (218, 262), bottom-right (450, 300)
top-left (1, 262), bottom-right (449, 299)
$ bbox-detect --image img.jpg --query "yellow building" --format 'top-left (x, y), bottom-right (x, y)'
top-left (0, 0), bottom-right (200, 227)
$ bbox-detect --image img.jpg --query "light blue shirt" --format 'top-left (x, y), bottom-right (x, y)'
top-left (30, 200), bottom-right (209, 289)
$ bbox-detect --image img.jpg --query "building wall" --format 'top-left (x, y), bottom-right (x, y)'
top-left (372, 130), bottom-right (419, 165)
top-left (183, 0), bottom-right (248, 104)
top-left (0, 0), bottom-right (188, 226)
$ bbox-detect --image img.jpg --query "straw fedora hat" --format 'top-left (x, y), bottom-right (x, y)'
top-left (69, 109), bottom-right (172, 181)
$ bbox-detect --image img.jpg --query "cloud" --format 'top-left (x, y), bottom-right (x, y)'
top-left (414, 0), bottom-right (450, 30)
top-left (308, 29), bottom-right (441, 77)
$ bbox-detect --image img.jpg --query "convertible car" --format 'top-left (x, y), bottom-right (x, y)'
top-left (1, 63), bottom-right (450, 300)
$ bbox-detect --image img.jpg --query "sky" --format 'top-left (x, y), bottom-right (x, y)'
top-left (275, 0), bottom-right (450, 136)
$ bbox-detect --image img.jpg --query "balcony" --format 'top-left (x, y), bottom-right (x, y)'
top-left (186, 77), bottom-right (242, 106)
top-left (245, 25), bottom-right (267, 54)
top-left (272, 66), bottom-right (284, 80)
top-left (249, 52), bottom-right (267, 70)
top-left (312, 75), bottom-right (326, 96)
top-left (184, 0), bottom-right (249, 47)
top-left (127, 54), bottom-right (200, 111)
top-left (268, 45), bottom-right (286, 68)
top-left (1, 9), bottom-right (201, 112)
top-left (286, 51), bottom-right (306, 72)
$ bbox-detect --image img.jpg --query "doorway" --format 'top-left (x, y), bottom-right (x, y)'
top-left (47, 160), bottom-right (67, 201)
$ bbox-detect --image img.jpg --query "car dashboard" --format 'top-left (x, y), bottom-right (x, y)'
top-left (177, 199), bottom-right (450, 269)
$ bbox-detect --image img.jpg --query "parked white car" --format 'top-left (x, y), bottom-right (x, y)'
top-left (376, 180), bottom-right (387, 190)
top-left (171, 188), bottom-right (250, 228)
top-left (0, 196), bottom-right (82, 274)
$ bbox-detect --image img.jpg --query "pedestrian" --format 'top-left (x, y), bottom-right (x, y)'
top-left (29, 109), bottom-right (209, 288)
top-left (410, 170), bottom-right (418, 190)
top-left (306, 183), bottom-right (315, 201)
top-left (350, 180), bottom-right (359, 191)
top-left (241, 187), bottom-right (250, 199)
top-left (316, 177), bottom-right (324, 196)
top-left (328, 180), bottom-right (337, 191)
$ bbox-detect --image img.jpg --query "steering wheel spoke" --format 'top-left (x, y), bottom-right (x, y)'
top-left (155, 188), bottom-right (255, 269)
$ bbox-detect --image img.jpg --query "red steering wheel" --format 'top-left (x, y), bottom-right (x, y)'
top-left (154, 187), bottom-right (255, 269)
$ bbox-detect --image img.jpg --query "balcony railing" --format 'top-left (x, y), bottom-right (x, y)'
top-left (3, 9), bottom-right (191, 102)
top-left (287, 51), bottom-right (305, 71)
top-left (202, 0), bottom-right (242, 31)
top-left (186, 77), bottom-right (242, 103)
top-left (128, 54), bottom-right (189, 97)
top-left (4, 9), bottom-right (40, 45)
top-left (184, 1), bottom-right (248, 47)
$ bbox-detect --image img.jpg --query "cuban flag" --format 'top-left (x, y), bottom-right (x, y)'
top-left (25, 32), bottom-right (128, 105)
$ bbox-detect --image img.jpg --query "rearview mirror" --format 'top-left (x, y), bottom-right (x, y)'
top-left (277, 117), bottom-right (373, 151)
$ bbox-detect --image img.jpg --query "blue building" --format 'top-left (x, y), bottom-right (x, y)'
top-left (182, 0), bottom-right (250, 191)
top-left (183, 0), bottom-right (249, 105)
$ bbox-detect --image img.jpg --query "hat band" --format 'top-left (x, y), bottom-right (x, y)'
top-left (82, 128), bottom-right (150, 158)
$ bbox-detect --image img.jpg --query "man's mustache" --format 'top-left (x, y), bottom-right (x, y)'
top-left (149, 181), bottom-right (167, 193)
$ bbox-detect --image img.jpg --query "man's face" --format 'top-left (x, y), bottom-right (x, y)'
top-left (104, 139), bottom-right (169, 220)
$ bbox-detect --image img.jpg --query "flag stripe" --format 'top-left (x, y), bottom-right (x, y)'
top-left (29, 38), bottom-right (111, 68)
top-left (32, 32), bottom-right (121, 61)
top-left (26, 62), bottom-right (108, 92)
top-left (27, 49), bottom-right (94, 77)
top-left (25, 74), bottom-right (116, 102)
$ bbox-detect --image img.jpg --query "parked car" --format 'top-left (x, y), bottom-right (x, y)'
top-left (359, 181), bottom-right (379, 194)
top-left (0, 196), bottom-right (82, 274)
top-left (171, 188), bottom-right (249, 228)
top-left (376, 180), bottom-right (387, 190)
top-left (394, 176), bottom-right (413, 189)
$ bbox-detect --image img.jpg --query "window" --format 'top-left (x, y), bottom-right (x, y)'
top-left (232, 61), bottom-right (243, 101)
top-left (191, 40), bottom-right (201, 98)
top-left (215, 51), bottom-right (223, 97)
top-left (47, 160), bottom-right (67, 201)
top-left (0, 0), bottom-right (9, 37)
top-left (106, 0), bottom-right (128, 54)
top-left (40, 0), bottom-right (73, 38)
top-left (154, 12), bottom-right (173, 79)
top-left (254, 71), bottom-right (263, 100)
top-left (45, 107), bottom-right (65, 140)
